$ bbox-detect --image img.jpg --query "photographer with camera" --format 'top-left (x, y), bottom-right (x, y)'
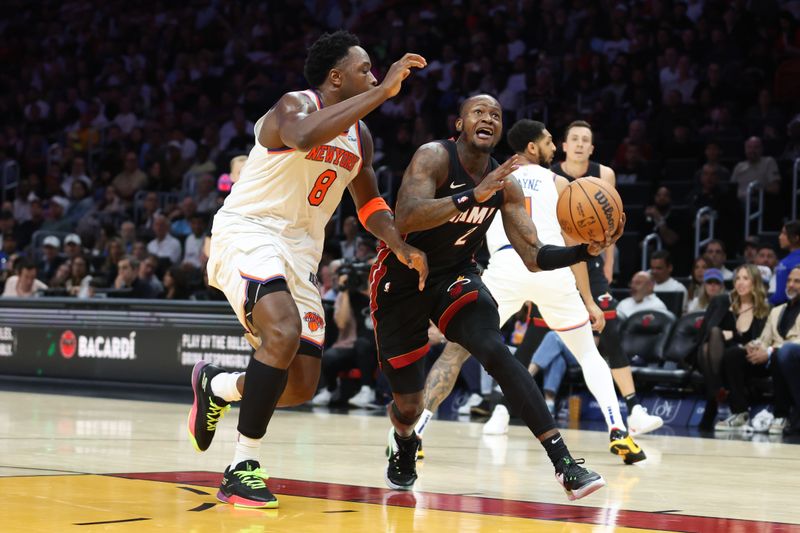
top-left (312, 247), bottom-right (379, 408)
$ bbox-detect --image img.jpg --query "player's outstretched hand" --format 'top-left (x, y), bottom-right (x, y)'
top-left (474, 155), bottom-right (522, 203)
top-left (380, 53), bottom-right (427, 99)
top-left (586, 212), bottom-right (626, 255)
top-left (394, 243), bottom-right (428, 291)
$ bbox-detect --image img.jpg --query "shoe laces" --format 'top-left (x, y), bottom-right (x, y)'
top-left (389, 437), bottom-right (418, 472)
top-left (233, 467), bottom-right (269, 489)
top-left (558, 457), bottom-right (587, 481)
top-left (206, 399), bottom-right (230, 431)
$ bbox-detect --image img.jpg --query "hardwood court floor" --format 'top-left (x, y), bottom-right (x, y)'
top-left (1, 390), bottom-right (799, 532)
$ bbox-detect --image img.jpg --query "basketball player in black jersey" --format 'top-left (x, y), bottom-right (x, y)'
top-left (551, 120), bottom-right (662, 435)
top-left (373, 95), bottom-right (622, 500)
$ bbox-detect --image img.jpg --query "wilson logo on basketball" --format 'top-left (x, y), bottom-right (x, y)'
top-left (60, 330), bottom-right (77, 359)
top-left (304, 312), bottom-right (325, 332)
top-left (593, 190), bottom-right (615, 230)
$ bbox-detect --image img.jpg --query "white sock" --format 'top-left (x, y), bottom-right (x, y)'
top-left (557, 324), bottom-right (626, 432)
top-left (414, 409), bottom-right (433, 437)
top-left (231, 433), bottom-right (261, 468)
top-left (211, 372), bottom-right (243, 402)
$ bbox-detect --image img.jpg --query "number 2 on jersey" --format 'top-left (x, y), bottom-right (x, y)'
top-left (455, 227), bottom-right (478, 246)
top-left (308, 169), bottom-right (337, 206)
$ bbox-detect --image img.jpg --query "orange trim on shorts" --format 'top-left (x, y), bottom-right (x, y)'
top-left (357, 197), bottom-right (392, 227)
top-left (238, 271), bottom-right (285, 283)
top-left (300, 335), bottom-right (324, 348)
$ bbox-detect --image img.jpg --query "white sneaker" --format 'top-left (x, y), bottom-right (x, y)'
top-left (482, 405), bottom-right (510, 435)
top-left (457, 393), bottom-right (485, 415)
top-left (714, 412), bottom-right (750, 431)
top-left (751, 409), bottom-right (774, 433)
top-left (311, 388), bottom-right (332, 406)
top-left (627, 405), bottom-right (663, 436)
top-left (768, 417), bottom-right (787, 435)
top-left (348, 385), bottom-right (375, 408)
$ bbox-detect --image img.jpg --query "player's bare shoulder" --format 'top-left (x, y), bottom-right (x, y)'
top-left (599, 164), bottom-right (616, 187)
top-left (405, 141), bottom-right (451, 186)
top-left (259, 91), bottom-right (318, 148)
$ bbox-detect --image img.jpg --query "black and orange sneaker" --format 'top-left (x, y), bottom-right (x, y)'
top-left (188, 361), bottom-right (230, 452)
top-left (609, 428), bottom-right (647, 465)
top-left (217, 460), bottom-right (279, 509)
top-left (554, 457), bottom-right (606, 501)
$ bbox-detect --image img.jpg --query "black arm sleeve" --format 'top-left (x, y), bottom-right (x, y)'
top-left (536, 244), bottom-right (593, 271)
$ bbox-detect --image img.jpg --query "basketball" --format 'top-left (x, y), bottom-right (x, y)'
top-left (556, 177), bottom-right (623, 243)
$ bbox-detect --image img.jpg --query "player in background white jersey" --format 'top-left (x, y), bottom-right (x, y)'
top-left (187, 31), bottom-right (429, 509)
top-left (413, 120), bottom-right (646, 464)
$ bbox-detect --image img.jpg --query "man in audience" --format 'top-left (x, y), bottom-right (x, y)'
top-left (771, 221), bottom-right (800, 306)
top-left (757, 243), bottom-right (779, 293)
top-left (147, 214), bottom-right (182, 266)
top-left (37, 235), bottom-right (64, 283)
top-left (703, 239), bottom-right (733, 281)
top-left (650, 250), bottom-right (688, 310)
top-left (642, 187), bottom-right (689, 272)
top-left (112, 257), bottom-right (159, 299)
top-left (2, 260), bottom-right (47, 297)
top-left (774, 266), bottom-right (800, 435)
top-left (617, 271), bottom-right (673, 319)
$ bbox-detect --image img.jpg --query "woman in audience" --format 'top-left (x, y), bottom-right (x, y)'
top-left (687, 267), bottom-right (726, 313)
top-left (65, 256), bottom-right (93, 298)
top-left (696, 264), bottom-right (770, 429)
top-left (162, 265), bottom-right (191, 300)
top-left (687, 256), bottom-right (709, 303)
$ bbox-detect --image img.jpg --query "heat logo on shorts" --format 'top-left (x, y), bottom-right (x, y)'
top-left (447, 277), bottom-right (471, 298)
top-left (60, 330), bottom-right (77, 359)
top-left (304, 312), bottom-right (325, 332)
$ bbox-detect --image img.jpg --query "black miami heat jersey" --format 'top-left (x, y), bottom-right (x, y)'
top-left (551, 160), bottom-right (608, 294)
top-left (384, 139), bottom-right (502, 280)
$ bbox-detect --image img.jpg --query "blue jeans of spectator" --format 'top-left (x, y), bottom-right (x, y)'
top-left (775, 342), bottom-right (800, 413)
top-left (531, 331), bottom-right (578, 395)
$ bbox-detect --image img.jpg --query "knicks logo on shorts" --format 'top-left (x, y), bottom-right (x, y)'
top-left (447, 276), bottom-right (471, 298)
top-left (303, 312), bottom-right (325, 332)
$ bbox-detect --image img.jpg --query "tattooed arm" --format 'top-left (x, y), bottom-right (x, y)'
top-left (423, 342), bottom-right (472, 412)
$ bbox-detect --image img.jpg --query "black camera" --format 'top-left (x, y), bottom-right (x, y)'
top-left (336, 259), bottom-right (371, 292)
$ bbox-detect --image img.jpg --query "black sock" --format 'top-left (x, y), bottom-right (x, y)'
top-left (624, 393), bottom-right (640, 413)
top-left (237, 358), bottom-right (288, 439)
top-left (542, 432), bottom-right (571, 468)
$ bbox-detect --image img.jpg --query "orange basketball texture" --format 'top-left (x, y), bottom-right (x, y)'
top-left (556, 177), bottom-right (623, 243)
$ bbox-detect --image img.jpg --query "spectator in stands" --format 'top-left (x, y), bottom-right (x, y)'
top-left (717, 266), bottom-right (800, 433)
top-left (61, 157), bottom-right (91, 196)
top-left (612, 119), bottom-right (653, 170)
top-left (771, 221), bottom-right (800, 306)
top-left (693, 142), bottom-right (730, 182)
top-left (64, 180), bottom-right (95, 225)
top-left (137, 191), bottom-right (160, 232)
top-left (64, 234), bottom-right (83, 260)
top-left (112, 152), bottom-right (148, 207)
top-left (774, 268), bottom-right (800, 435)
top-left (131, 240), bottom-right (148, 262)
top-left (12, 179), bottom-right (34, 223)
top-left (97, 237), bottom-right (125, 287)
top-left (41, 196), bottom-right (72, 232)
top-left (730, 136), bottom-right (781, 201)
top-left (0, 232), bottom-right (18, 273)
top-left (37, 235), bottom-right (64, 283)
top-left (16, 196), bottom-right (43, 249)
top-left (687, 268), bottom-right (726, 313)
top-left (340, 216), bottom-right (359, 260)
top-left (147, 214), bottom-right (182, 266)
top-left (48, 261), bottom-right (71, 291)
top-left (65, 255), bottom-right (92, 298)
top-left (161, 266), bottom-right (192, 300)
top-left (193, 174), bottom-right (219, 215)
top-left (756, 243), bottom-right (779, 294)
top-left (2, 260), bottom-right (47, 297)
top-left (112, 257), bottom-right (158, 299)
top-left (311, 264), bottom-right (377, 408)
top-left (138, 254), bottom-right (163, 296)
top-left (650, 250), bottom-right (688, 311)
top-left (687, 256), bottom-right (709, 303)
top-left (642, 187), bottom-right (689, 271)
top-left (688, 164), bottom-right (739, 239)
top-left (702, 239), bottom-right (733, 281)
top-left (0, 211), bottom-right (15, 246)
top-left (696, 264), bottom-right (770, 429)
top-left (742, 237), bottom-right (760, 265)
top-left (119, 221), bottom-right (136, 254)
top-left (169, 197), bottom-right (198, 239)
top-left (617, 271), bottom-right (673, 319)
top-left (183, 214), bottom-right (207, 268)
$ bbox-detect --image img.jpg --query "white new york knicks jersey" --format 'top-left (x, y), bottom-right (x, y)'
top-left (213, 89), bottom-right (363, 263)
top-left (485, 163), bottom-right (565, 258)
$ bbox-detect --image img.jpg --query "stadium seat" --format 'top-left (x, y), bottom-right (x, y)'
top-left (620, 310), bottom-right (676, 366)
top-left (655, 291), bottom-right (685, 317)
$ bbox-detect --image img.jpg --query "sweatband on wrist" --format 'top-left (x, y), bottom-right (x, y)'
top-left (452, 189), bottom-right (476, 212)
top-left (536, 244), bottom-right (593, 271)
top-left (358, 196), bottom-right (392, 227)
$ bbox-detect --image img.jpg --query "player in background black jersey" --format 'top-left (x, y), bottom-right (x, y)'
top-left (551, 120), bottom-right (662, 436)
top-left (372, 95), bottom-right (624, 500)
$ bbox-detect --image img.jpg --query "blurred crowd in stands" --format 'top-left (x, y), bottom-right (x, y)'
top-left (1, 0), bottom-right (800, 431)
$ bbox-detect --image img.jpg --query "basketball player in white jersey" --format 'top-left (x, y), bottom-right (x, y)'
top-left (187, 31), bottom-right (428, 509)
top-left (414, 120), bottom-right (645, 464)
